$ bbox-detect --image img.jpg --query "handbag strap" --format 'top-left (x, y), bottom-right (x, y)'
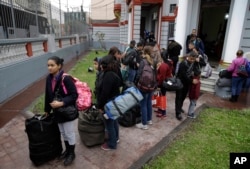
top-left (112, 100), bottom-right (123, 116)
top-left (111, 89), bottom-right (140, 117)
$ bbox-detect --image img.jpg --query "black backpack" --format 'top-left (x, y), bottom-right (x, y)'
top-left (123, 49), bottom-right (137, 67)
top-left (118, 104), bottom-right (141, 127)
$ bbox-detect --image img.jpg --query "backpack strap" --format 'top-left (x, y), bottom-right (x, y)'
top-left (61, 73), bottom-right (77, 95)
top-left (61, 73), bottom-right (69, 94)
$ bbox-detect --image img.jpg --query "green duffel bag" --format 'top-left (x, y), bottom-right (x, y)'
top-left (78, 105), bottom-right (105, 147)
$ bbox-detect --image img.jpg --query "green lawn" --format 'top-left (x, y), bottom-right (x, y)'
top-left (143, 108), bottom-right (250, 169)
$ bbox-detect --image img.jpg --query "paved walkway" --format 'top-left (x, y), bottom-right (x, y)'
top-left (0, 52), bottom-right (249, 169)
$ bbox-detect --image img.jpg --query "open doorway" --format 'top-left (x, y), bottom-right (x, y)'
top-left (140, 3), bottom-right (161, 45)
top-left (198, 0), bottom-right (231, 62)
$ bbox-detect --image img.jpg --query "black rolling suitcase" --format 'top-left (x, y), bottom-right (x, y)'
top-left (25, 114), bottom-right (62, 166)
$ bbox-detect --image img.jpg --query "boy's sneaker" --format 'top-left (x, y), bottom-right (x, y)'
top-left (187, 113), bottom-right (196, 119)
top-left (147, 120), bottom-right (153, 125)
top-left (156, 113), bottom-right (166, 117)
top-left (136, 123), bottom-right (149, 130)
top-left (117, 139), bottom-right (120, 143)
top-left (101, 143), bottom-right (112, 151)
top-left (157, 114), bottom-right (167, 119)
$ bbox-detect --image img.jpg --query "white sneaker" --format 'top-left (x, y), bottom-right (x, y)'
top-left (136, 123), bottom-right (149, 130)
top-left (147, 120), bottom-right (153, 125)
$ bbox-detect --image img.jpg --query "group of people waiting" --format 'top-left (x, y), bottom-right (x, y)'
top-left (42, 29), bottom-right (249, 163)
top-left (91, 32), bottom-right (208, 150)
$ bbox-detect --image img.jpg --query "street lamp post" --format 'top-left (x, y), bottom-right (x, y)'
top-left (59, 0), bottom-right (62, 37)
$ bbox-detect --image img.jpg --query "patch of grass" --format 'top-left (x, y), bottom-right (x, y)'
top-left (143, 108), bottom-right (250, 169)
top-left (29, 50), bottom-right (108, 113)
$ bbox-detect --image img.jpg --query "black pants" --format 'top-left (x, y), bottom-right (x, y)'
top-left (175, 84), bottom-right (189, 116)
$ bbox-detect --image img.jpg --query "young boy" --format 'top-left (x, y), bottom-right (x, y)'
top-left (187, 53), bottom-right (206, 118)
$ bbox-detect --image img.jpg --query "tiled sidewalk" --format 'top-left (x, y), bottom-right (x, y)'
top-left (0, 91), bottom-right (249, 169)
top-left (0, 51), bottom-right (249, 169)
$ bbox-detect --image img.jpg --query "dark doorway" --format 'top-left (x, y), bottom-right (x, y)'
top-left (198, 0), bottom-right (231, 62)
top-left (140, 16), bottom-right (146, 40)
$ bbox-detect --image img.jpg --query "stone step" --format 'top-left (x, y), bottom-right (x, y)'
top-left (200, 86), bottom-right (215, 93)
top-left (201, 80), bottom-right (215, 88)
top-left (201, 76), bottom-right (218, 83)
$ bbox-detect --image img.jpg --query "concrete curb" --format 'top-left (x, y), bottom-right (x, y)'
top-left (128, 104), bottom-right (209, 169)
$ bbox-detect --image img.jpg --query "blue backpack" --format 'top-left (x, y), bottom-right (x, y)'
top-left (246, 60), bottom-right (250, 74)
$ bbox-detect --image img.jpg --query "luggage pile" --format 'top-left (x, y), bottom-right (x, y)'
top-left (215, 69), bottom-right (232, 99)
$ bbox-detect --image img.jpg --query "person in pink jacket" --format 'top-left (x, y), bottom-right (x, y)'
top-left (227, 49), bottom-right (248, 102)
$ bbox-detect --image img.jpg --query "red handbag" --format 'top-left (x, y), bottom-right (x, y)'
top-left (152, 92), bottom-right (158, 108)
top-left (153, 91), bottom-right (167, 110)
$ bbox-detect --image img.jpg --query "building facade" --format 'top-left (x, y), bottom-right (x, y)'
top-left (91, 0), bottom-right (116, 20)
top-left (114, 0), bottom-right (250, 64)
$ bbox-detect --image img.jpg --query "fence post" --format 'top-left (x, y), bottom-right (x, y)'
top-left (40, 34), bottom-right (56, 52)
top-left (26, 43), bottom-right (33, 57)
top-left (43, 41), bottom-right (48, 52)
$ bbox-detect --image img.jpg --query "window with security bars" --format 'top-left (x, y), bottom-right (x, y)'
top-left (170, 4), bottom-right (177, 13)
top-left (168, 22), bottom-right (175, 39)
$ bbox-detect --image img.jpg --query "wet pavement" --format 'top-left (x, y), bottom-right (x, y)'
top-left (0, 52), bottom-right (249, 169)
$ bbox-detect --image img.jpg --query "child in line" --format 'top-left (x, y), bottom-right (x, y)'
top-left (187, 54), bottom-right (206, 118)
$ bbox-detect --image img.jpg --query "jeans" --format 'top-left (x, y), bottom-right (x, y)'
top-left (231, 76), bottom-right (245, 95)
top-left (128, 68), bottom-right (137, 83)
top-left (244, 77), bottom-right (250, 92)
top-left (140, 91), bottom-right (153, 125)
top-left (105, 119), bottom-right (119, 149)
top-left (58, 121), bottom-right (76, 145)
top-left (188, 99), bottom-right (196, 115)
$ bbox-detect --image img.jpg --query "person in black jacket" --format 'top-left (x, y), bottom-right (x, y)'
top-left (97, 55), bottom-right (123, 151)
top-left (167, 38), bottom-right (182, 75)
top-left (44, 56), bottom-right (78, 166)
top-left (175, 52), bottom-right (198, 120)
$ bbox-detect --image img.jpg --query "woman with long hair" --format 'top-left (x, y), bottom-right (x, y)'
top-left (135, 46), bottom-right (157, 130)
top-left (97, 55), bottom-right (123, 150)
top-left (44, 56), bottom-right (78, 166)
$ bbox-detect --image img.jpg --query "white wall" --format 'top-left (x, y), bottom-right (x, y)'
top-left (93, 27), bottom-right (120, 41)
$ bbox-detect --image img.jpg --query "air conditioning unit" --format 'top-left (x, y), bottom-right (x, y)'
top-left (153, 12), bottom-right (157, 20)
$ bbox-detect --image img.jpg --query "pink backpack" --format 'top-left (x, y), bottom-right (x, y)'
top-left (62, 73), bottom-right (92, 111)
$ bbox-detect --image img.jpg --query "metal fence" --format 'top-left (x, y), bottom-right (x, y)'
top-left (0, 0), bottom-right (90, 39)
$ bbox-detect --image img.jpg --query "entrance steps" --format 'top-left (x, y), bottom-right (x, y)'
top-left (200, 69), bottom-right (219, 93)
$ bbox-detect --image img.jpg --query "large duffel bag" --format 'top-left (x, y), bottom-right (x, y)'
top-left (219, 69), bottom-right (232, 79)
top-left (216, 78), bottom-right (232, 87)
top-left (118, 104), bottom-right (141, 127)
top-left (78, 105), bottom-right (105, 147)
top-left (215, 85), bottom-right (231, 99)
top-left (104, 86), bottom-right (143, 120)
top-left (25, 114), bottom-right (62, 166)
